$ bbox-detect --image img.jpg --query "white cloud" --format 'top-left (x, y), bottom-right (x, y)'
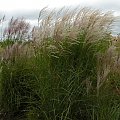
top-left (0, 0), bottom-right (120, 14)
top-left (0, 0), bottom-right (70, 11)
top-left (0, 0), bottom-right (100, 11)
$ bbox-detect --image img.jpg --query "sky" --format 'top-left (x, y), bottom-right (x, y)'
top-left (0, 0), bottom-right (120, 19)
top-left (0, 0), bottom-right (120, 34)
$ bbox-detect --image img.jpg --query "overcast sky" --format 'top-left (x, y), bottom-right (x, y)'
top-left (0, 0), bottom-right (120, 19)
top-left (0, 0), bottom-right (120, 35)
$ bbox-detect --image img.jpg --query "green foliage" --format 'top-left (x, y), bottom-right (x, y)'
top-left (0, 39), bottom-right (15, 48)
top-left (0, 7), bottom-right (120, 120)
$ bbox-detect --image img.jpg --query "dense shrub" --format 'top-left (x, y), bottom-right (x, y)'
top-left (0, 7), bottom-right (120, 120)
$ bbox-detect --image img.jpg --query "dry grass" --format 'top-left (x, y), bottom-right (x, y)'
top-left (32, 7), bottom-right (114, 43)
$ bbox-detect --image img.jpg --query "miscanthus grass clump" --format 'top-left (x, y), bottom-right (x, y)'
top-left (0, 7), bottom-right (120, 120)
